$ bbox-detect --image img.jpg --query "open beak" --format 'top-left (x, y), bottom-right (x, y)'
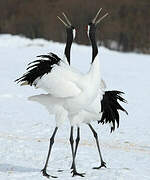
top-left (57, 12), bottom-right (72, 27)
top-left (92, 8), bottom-right (108, 25)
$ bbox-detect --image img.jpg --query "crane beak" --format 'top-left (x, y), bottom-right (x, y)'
top-left (57, 12), bottom-right (72, 28)
top-left (95, 13), bottom-right (109, 25)
top-left (92, 8), bottom-right (102, 24)
top-left (62, 12), bottom-right (72, 26)
top-left (57, 16), bottom-right (69, 27)
top-left (92, 8), bottom-right (108, 25)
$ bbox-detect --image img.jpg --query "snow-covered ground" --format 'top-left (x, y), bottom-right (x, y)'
top-left (0, 34), bottom-right (150, 180)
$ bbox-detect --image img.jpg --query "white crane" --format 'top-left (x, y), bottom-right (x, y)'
top-left (15, 10), bottom-right (104, 177)
top-left (15, 13), bottom-right (78, 178)
top-left (15, 9), bottom-right (128, 178)
top-left (68, 8), bottom-right (128, 173)
top-left (29, 9), bottom-right (128, 177)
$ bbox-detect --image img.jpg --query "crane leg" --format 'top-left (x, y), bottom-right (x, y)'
top-left (88, 124), bottom-right (106, 169)
top-left (70, 126), bottom-right (85, 177)
top-left (41, 127), bottom-right (58, 178)
top-left (70, 126), bottom-right (74, 169)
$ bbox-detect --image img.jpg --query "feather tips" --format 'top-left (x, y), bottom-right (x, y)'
top-left (15, 53), bottom-right (62, 86)
top-left (99, 90), bottom-right (128, 132)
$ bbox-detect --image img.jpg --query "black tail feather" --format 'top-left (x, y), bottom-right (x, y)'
top-left (99, 90), bottom-right (128, 132)
top-left (15, 53), bottom-right (61, 86)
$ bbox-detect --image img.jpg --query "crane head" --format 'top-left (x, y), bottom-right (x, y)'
top-left (57, 12), bottom-right (76, 40)
top-left (86, 8), bottom-right (108, 38)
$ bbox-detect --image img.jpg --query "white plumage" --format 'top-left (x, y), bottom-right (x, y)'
top-left (28, 87), bottom-right (103, 126)
top-left (15, 9), bottom-right (127, 178)
top-left (28, 94), bottom-right (68, 127)
top-left (34, 62), bottom-right (83, 98)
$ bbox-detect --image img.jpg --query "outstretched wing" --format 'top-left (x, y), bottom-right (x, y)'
top-left (15, 52), bottom-right (82, 98)
top-left (15, 53), bottom-right (61, 86)
top-left (28, 94), bottom-right (68, 127)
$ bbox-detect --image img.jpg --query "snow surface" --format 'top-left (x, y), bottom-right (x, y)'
top-left (0, 34), bottom-right (150, 180)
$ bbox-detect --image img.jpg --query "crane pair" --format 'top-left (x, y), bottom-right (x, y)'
top-left (15, 8), bottom-right (128, 178)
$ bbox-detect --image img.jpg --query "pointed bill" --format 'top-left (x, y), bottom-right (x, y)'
top-left (62, 12), bottom-right (72, 26)
top-left (95, 13), bottom-right (109, 25)
top-left (57, 16), bottom-right (68, 27)
top-left (92, 8), bottom-right (102, 24)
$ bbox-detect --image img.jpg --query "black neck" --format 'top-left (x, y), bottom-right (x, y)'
top-left (64, 28), bottom-right (73, 65)
top-left (89, 27), bottom-right (98, 63)
top-left (65, 39), bottom-right (72, 65)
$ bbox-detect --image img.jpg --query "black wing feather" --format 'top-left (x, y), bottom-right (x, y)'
top-left (15, 53), bottom-right (62, 86)
top-left (99, 90), bottom-right (128, 132)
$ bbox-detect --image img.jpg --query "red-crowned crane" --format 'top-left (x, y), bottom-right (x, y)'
top-left (15, 10), bottom-right (103, 177)
top-left (67, 8), bottom-right (128, 174)
top-left (15, 9), bottom-right (128, 178)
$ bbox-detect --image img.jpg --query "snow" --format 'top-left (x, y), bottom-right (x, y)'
top-left (0, 34), bottom-right (150, 180)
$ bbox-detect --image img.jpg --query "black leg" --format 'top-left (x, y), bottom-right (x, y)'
top-left (74, 127), bottom-right (80, 159)
top-left (70, 127), bottom-right (85, 177)
top-left (41, 127), bottom-right (58, 178)
top-left (88, 124), bottom-right (106, 169)
top-left (70, 126), bottom-right (74, 170)
top-left (70, 127), bottom-right (80, 170)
